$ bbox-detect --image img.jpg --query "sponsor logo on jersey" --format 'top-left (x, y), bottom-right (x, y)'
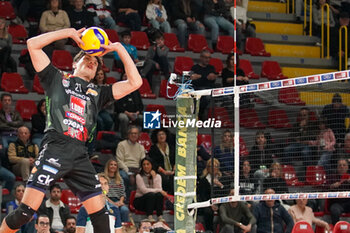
top-left (31, 167), bottom-right (37, 174)
top-left (43, 165), bottom-right (58, 174)
top-left (38, 174), bottom-right (54, 186)
top-left (64, 126), bottom-right (88, 141)
top-left (62, 79), bottom-right (70, 87)
top-left (46, 158), bottom-right (61, 168)
top-left (65, 111), bottom-right (86, 125)
top-left (70, 96), bottom-right (86, 116)
top-left (65, 89), bottom-right (91, 101)
top-left (86, 88), bottom-right (98, 96)
top-left (63, 119), bottom-right (84, 131)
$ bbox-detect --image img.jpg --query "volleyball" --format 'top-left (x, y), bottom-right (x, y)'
top-left (80, 27), bottom-right (109, 56)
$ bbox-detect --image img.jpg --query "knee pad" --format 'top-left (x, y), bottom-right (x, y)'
top-left (5, 203), bottom-right (35, 230)
top-left (90, 207), bottom-right (110, 233)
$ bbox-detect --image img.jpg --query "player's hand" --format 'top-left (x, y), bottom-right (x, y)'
top-left (99, 42), bottom-right (120, 56)
top-left (72, 28), bottom-right (85, 47)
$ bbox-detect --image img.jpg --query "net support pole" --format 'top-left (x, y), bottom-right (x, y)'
top-left (174, 96), bottom-right (199, 233)
top-left (233, 86), bottom-right (240, 198)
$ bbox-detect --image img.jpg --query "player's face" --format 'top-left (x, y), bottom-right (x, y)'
top-left (108, 160), bottom-right (118, 173)
top-left (75, 55), bottom-right (98, 81)
top-left (65, 219), bottom-right (76, 233)
top-left (142, 160), bottom-right (153, 174)
top-left (99, 177), bottom-right (109, 194)
top-left (15, 185), bottom-right (25, 201)
top-left (35, 217), bottom-right (50, 233)
top-left (50, 187), bottom-right (62, 202)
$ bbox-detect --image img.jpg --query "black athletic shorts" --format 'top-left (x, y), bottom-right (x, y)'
top-left (27, 131), bottom-right (102, 201)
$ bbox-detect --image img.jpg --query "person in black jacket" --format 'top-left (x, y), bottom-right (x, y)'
top-left (31, 99), bottom-right (46, 147)
top-left (114, 72), bottom-right (144, 138)
top-left (149, 128), bottom-right (175, 194)
top-left (68, 0), bottom-right (94, 30)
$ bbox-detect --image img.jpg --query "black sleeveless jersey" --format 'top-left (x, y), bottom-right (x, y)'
top-left (37, 63), bottom-right (114, 142)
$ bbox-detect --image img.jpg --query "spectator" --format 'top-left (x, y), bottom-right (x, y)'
top-left (340, 133), bottom-right (350, 160)
top-left (76, 173), bottom-right (123, 233)
top-left (219, 189), bottom-right (256, 233)
top-left (322, 93), bottom-right (350, 145)
top-left (35, 215), bottom-right (51, 233)
top-left (37, 184), bottom-right (71, 233)
top-left (0, 18), bottom-right (17, 76)
top-left (64, 216), bottom-right (76, 233)
top-left (138, 220), bottom-right (152, 232)
top-left (190, 49), bottom-right (218, 120)
top-left (331, 12), bottom-right (349, 69)
top-left (104, 158), bottom-right (130, 222)
top-left (253, 188), bottom-right (294, 233)
top-left (113, 30), bottom-right (139, 71)
top-left (0, 93), bottom-right (24, 148)
top-left (31, 99), bottom-right (46, 147)
top-left (114, 74), bottom-right (143, 139)
top-left (146, 0), bottom-right (171, 33)
top-left (149, 128), bottom-right (175, 194)
top-left (172, 0), bottom-right (205, 48)
top-left (214, 130), bottom-right (234, 175)
top-left (240, 160), bottom-right (258, 195)
top-left (134, 157), bottom-right (169, 222)
top-left (68, 0), bottom-right (94, 30)
top-left (197, 143), bottom-right (211, 176)
top-left (0, 144), bottom-right (15, 192)
top-left (39, 0), bottom-right (71, 50)
top-left (312, 0), bottom-right (335, 37)
top-left (263, 163), bottom-right (288, 194)
top-left (85, 0), bottom-right (118, 31)
top-left (116, 0), bottom-right (142, 31)
top-left (203, 0), bottom-right (235, 49)
top-left (288, 199), bottom-right (329, 230)
top-left (8, 126), bottom-right (39, 181)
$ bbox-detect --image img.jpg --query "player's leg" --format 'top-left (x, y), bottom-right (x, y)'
top-left (82, 195), bottom-right (111, 233)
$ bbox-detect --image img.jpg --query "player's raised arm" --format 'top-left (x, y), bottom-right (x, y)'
top-left (100, 43), bottom-right (142, 100)
top-left (27, 28), bottom-right (85, 73)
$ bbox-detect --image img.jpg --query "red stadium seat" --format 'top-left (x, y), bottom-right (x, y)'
top-left (187, 34), bottom-right (213, 53)
top-left (245, 37), bottom-right (271, 57)
top-left (106, 77), bottom-right (117, 84)
top-left (8, 24), bottom-right (27, 44)
top-left (0, 2), bottom-right (16, 20)
top-left (33, 74), bottom-right (45, 94)
top-left (316, 225), bottom-right (333, 233)
top-left (324, 199), bottom-right (350, 217)
top-left (101, 62), bottom-right (110, 73)
top-left (139, 78), bottom-right (156, 99)
top-left (163, 33), bottom-right (185, 52)
top-left (268, 109), bottom-right (292, 129)
top-left (282, 165), bottom-right (305, 187)
top-left (174, 56), bottom-right (194, 75)
top-left (334, 221), bottom-right (350, 233)
top-left (196, 223), bottom-right (206, 232)
top-left (15, 100), bottom-right (37, 121)
top-left (52, 50), bottom-right (73, 71)
top-left (239, 59), bottom-right (259, 79)
top-left (291, 221), bottom-right (314, 233)
top-left (216, 35), bottom-right (234, 54)
top-left (130, 31), bottom-right (150, 50)
top-left (197, 134), bottom-right (212, 153)
top-left (96, 131), bottom-right (117, 154)
top-left (261, 61), bottom-right (287, 80)
top-left (232, 136), bottom-right (249, 157)
top-left (138, 132), bottom-right (152, 153)
top-left (306, 166), bottom-right (326, 186)
top-left (208, 107), bottom-right (233, 128)
top-left (209, 58), bottom-right (223, 74)
top-left (104, 29), bottom-right (119, 42)
top-left (159, 79), bottom-right (179, 99)
top-left (19, 49), bottom-right (29, 67)
top-left (145, 104), bottom-right (169, 123)
top-left (61, 189), bottom-right (82, 214)
top-left (240, 108), bottom-right (266, 129)
top-left (1, 72), bottom-right (29, 93)
top-left (278, 87), bottom-right (306, 105)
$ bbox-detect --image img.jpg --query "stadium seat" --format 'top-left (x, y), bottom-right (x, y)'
top-left (1, 72), bottom-right (29, 94)
top-left (333, 221), bottom-right (350, 233)
top-left (101, 62), bottom-right (110, 73)
top-left (245, 37), bottom-right (271, 57)
top-left (315, 224), bottom-right (333, 233)
top-left (138, 132), bottom-right (152, 153)
top-left (130, 31), bottom-right (150, 50)
top-left (52, 50), bottom-right (73, 71)
top-left (324, 199), bottom-right (350, 217)
top-left (139, 78), bottom-right (156, 99)
top-left (15, 100), bottom-right (37, 121)
top-left (159, 79), bottom-right (179, 99)
top-left (232, 136), bottom-right (249, 157)
top-left (61, 189), bottom-right (82, 214)
top-left (239, 108), bottom-right (266, 129)
top-left (104, 29), bottom-right (119, 42)
top-left (0, 1), bottom-right (16, 20)
top-left (196, 223), bottom-right (206, 232)
top-left (19, 49), bottom-right (29, 67)
top-left (163, 33), bottom-right (185, 52)
top-left (2, 188), bottom-right (9, 195)
top-left (96, 131), bottom-right (117, 154)
top-left (208, 107), bottom-right (233, 128)
top-left (174, 56), bottom-right (194, 75)
top-left (278, 87), bottom-right (306, 105)
top-left (306, 166), bottom-right (326, 186)
top-left (282, 165), bottom-right (305, 187)
top-left (261, 61), bottom-right (288, 80)
top-left (268, 109), bottom-right (292, 129)
top-left (197, 134), bottom-right (212, 153)
top-left (239, 59), bottom-right (259, 79)
top-left (8, 24), bottom-right (27, 44)
top-left (106, 77), bottom-right (117, 84)
top-left (145, 104), bottom-right (169, 123)
top-left (291, 221), bottom-right (314, 233)
top-left (33, 74), bottom-right (44, 94)
top-left (187, 34), bottom-right (213, 53)
top-left (209, 58), bottom-right (223, 74)
top-left (216, 35), bottom-right (234, 54)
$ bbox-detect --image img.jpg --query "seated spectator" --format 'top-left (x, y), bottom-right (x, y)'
top-left (104, 158), bottom-right (130, 222)
top-left (6, 184), bottom-right (36, 233)
top-left (68, 0), bottom-right (94, 30)
top-left (219, 189), bottom-right (257, 233)
top-left (288, 199), bottom-right (329, 230)
top-left (172, 0), bottom-right (206, 48)
top-left (240, 160), bottom-right (258, 195)
top-left (85, 0), bottom-right (118, 31)
top-left (263, 163), bottom-right (288, 194)
top-left (114, 74), bottom-right (143, 138)
top-left (31, 99), bottom-right (46, 147)
top-left (134, 157), bottom-right (169, 222)
top-left (8, 126), bottom-right (39, 181)
top-left (116, 0), bottom-right (142, 31)
top-left (146, 0), bottom-right (171, 33)
top-left (35, 214), bottom-right (51, 233)
top-left (113, 30), bottom-right (139, 71)
top-left (138, 220), bottom-right (153, 232)
top-left (0, 93), bottom-right (24, 148)
top-left (64, 216), bottom-right (76, 233)
top-left (76, 173), bottom-right (122, 233)
top-left (37, 184), bottom-right (71, 232)
top-left (340, 133), bottom-right (350, 161)
top-left (214, 130), bottom-right (234, 176)
top-left (253, 188), bottom-right (294, 233)
top-left (0, 143), bottom-right (15, 192)
top-left (39, 0), bottom-right (71, 50)
top-left (149, 128), bottom-right (175, 194)
top-left (197, 143), bottom-right (211, 176)
top-left (0, 18), bottom-right (17, 76)
top-left (312, 0), bottom-right (335, 38)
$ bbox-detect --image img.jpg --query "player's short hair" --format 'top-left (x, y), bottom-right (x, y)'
top-left (73, 50), bottom-right (102, 74)
top-left (97, 172), bottom-right (110, 183)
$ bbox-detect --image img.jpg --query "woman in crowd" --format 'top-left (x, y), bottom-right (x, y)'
top-left (214, 130), bottom-right (234, 176)
top-left (263, 162), bottom-right (288, 194)
top-left (104, 159), bottom-right (130, 222)
top-left (31, 99), bottom-right (46, 147)
top-left (146, 0), bottom-right (171, 33)
top-left (0, 17), bottom-right (17, 76)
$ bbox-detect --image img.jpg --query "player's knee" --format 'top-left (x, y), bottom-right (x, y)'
top-left (5, 203), bottom-right (35, 230)
top-left (89, 207), bottom-right (110, 233)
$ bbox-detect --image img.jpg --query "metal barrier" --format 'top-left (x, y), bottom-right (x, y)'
top-left (339, 25), bottom-right (348, 71)
top-left (304, 0), bottom-right (313, 36)
top-left (321, 3), bottom-right (330, 58)
top-left (287, 0), bottom-right (295, 14)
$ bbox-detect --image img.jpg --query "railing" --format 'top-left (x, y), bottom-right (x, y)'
top-left (304, 0), bottom-right (313, 36)
top-left (287, 0), bottom-right (295, 14)
top-left (339, 25), bottom-right (348, 71)
top-left (321, 3), bottom-right (330, 58)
